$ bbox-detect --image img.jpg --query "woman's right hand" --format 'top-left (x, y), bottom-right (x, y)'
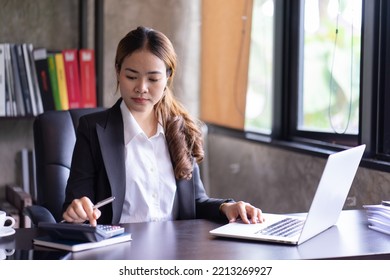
top-left (62, 196), bottom-right (101, 226)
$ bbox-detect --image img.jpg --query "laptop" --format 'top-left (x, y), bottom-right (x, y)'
top-left (210, 144), bottom-right (366, 245)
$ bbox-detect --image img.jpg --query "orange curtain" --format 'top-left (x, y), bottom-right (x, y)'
top-left (200, 0), bottom-right (253, 130)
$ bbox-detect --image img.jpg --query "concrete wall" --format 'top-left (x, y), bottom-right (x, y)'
top-left (206, 133), bottom-right (390, 213)
top-left (0, 0), bottom-right (80, 198)
top-left (0, 0), bottom-right (201, 199)
top-left (103, 0), bottom-right (201, 118)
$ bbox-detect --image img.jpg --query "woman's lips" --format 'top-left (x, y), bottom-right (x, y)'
top-left (132, 97), bottom-right (148, 104)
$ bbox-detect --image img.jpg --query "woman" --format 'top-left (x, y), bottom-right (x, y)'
top-left (62, 26), bottom-right (264, 226)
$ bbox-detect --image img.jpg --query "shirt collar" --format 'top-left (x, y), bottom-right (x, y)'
top-left (120, 100), bottom-right (164, 145)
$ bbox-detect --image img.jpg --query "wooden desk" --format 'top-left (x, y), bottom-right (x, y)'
top-left (2, 210), bottom-right (390, 260)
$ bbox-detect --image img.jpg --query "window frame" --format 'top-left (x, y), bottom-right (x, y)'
top-left (275, 0), bottom-right (361, 147)
top-left (206, 0), bottom-right (390, 173)
top-left (280, 0), bottom-right (390, 171)
top-left (377, 0), bottom-right (390, 161)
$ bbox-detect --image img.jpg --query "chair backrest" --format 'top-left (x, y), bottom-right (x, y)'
top-left (33, 108), bottom-right (105, 222)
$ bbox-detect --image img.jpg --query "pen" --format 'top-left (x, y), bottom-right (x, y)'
top-left (93, 196), bottom-right (115, 209)
top-left (60, 196), bottom-right (115, 223)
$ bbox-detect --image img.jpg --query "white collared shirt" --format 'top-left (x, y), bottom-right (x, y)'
top-left (119, 101), bottom-right (178, 223)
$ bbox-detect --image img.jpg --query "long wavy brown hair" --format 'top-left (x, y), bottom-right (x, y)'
top-left (115, 26), bottom-right (204, 180)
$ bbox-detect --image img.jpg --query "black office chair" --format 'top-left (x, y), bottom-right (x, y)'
top-left (24, 107), bottom-right (105, 226)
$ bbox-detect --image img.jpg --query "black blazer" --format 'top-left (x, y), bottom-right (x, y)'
top-left (63, 98), bottom-right (231, 224)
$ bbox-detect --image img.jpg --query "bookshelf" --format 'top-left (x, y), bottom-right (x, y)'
top-left (0, 0), bottom-right (102, 206)
top-left (0, 0), bottom-right (199, 226)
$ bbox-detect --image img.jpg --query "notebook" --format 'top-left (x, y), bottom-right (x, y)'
top-left (210, 144), bottom-right (366, 245)
top-left (33, 233), bottom-right (132, 252)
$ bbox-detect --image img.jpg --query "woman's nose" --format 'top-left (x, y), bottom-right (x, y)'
top-left (135, 79), bottom-right (148, 93)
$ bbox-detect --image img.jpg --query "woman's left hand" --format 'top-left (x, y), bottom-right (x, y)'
top-left (220, 201), bottom-right (265, 224)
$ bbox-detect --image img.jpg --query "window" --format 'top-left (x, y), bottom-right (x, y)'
top-left (245, 0), bottom-right (363, 141)
top-left (201, 0), bottom-right (390, 171)
top-left (300, 0), bottom-right (361, 135)
top-left (245, 0), bottom-right (274, 134)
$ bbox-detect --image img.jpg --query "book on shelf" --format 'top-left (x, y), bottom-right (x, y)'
top-left (4, 43), bottom-right (18, 117)
top-left (63, 49), bottom-right (81, 109)
top-left (33, 47), bottom-right (55, 111)
top-left (15, 148), bottom-right (37, 203)
top-left (47, 52), bottom-right (62, 110)
top-left (29, 149), bottom-right (38, 203)
top-left (0, 44), bottom-right (5, 116)
top-left (22, 44), bottom-right (38, 116)
top-left (54, 52), bottom-right (69, 110)
top-left (363, 201), bottom-right (390, 235)
top-left (79, 49), bottom-right (97, 108)
top-left (23, 43), bottom-right (44, 115)
top-left (19, 148), bottom-right (30, 194)
top-left (33, 233), bottom-right (132, 252)
top-left (9, 44), bottom-right (25, 116)
top-left (28, 44), bottom-right (44, 114)
top-left (14, 44), bottom-right (34, 116)
top-left (0, 44), bottom-right (98, 116)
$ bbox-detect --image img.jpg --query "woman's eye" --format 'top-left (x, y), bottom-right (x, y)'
top-left (126, 76), bottom-right (136, 80)
top-left (149, 78), bottom-right (159, 82)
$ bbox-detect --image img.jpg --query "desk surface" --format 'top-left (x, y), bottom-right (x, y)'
top-left (1, 210), bottom-right (389, 260)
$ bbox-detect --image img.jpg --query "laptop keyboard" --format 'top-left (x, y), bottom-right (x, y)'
top-left (255, 218), bottom-right (304, 238)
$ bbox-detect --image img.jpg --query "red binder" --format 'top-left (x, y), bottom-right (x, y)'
top-left (79, 49), bottom-right (97, 108)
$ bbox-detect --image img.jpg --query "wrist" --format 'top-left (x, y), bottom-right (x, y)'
top-left (219, 202), bottom-right (227, 214)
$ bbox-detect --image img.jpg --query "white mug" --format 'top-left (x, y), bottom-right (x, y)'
top-left (0, 211), bottom-right (16, 229)
top-left (0, 249), bottom-right (15, 260)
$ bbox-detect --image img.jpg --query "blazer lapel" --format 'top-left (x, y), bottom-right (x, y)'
top-left (96, 100), bottom-right (126, 224)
